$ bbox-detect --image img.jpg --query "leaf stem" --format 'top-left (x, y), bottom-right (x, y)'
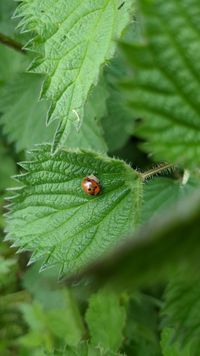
top-left (141, 163), bottom-right (174, 181)
top-left (0, 32), bottom-right (25, 54)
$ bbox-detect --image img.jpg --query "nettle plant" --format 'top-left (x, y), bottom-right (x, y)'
top-left (1, 0), bottom-right (200, 354)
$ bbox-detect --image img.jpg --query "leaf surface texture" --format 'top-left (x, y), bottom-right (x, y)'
top-left (16, 0), bottom-right (133, 152)
top-left (6, 145), bottom-right (142, 274)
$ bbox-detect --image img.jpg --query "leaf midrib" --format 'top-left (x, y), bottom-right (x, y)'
top-left (52, 0), bottom-right (113, 148)
top-left (12, 183), bottom-right (129, 219)
top-left (52, 188), bottom-right (130, 263)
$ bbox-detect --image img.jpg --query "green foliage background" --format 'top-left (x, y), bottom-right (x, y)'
top-left (0, 0), bottom-right (200, 355)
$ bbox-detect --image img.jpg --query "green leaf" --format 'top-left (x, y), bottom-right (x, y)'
top-left (142, 176), bottom-right (200, 222)
top-left (0, 0), bottom-right (29, 86)
top-left (22, 263), bottom-right (68, 309)
top-left (160, 328), bottom-right (191, 356)
top-left (0, 256), bottom-right (16, 286)
top-left (162, 271), bottom-right (200, 355)
top-left (65, 79), bottom-right (108, 152)
top-left (22, 265), bottom-right (85, 345)
top-left (102, 55), bottom-right (134, 153)
top-left (20, 290), bottom-right (84, 349)
top-left (86, 288), bottom-right (126, 352)
top-left (0, 73), bottom-right (107, 153)
top-left (0, 73), bottom-right (56, 152)
top-left (0, 45), bottom-right (28, 85)
top-left (53, 342), bottom-right (119, 356)
top-left (122, 0), bottom-right (200, 167)
top-left (123, 293), bottom-right (161, 356)
top-left (102, 22), bottom-right (140, 153)
top-left (6, 145), bottom-right (142, 274)
top-left (74, 191), bottom-right (200, 288)
top-left (16, 0), bottom-right (134, 152)
top-left (0, 0), bottom-right (20, 38)
top-left (0, 142), bottom-right (16, 191)
top-left (102, 86), bottom-right (133, 153)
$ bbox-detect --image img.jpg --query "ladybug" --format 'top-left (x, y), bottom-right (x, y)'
top-left (81, 175), bottom-right (101, 196)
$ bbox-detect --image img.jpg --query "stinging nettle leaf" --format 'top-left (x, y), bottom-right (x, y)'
top-left (57, 342), bottom-right (119, 356)
top-left (16, 0), bottom-right (134, 152)
top-left (162, 271), bottom-right (200, 355)
top-left (142, 176), bottom-right (200, 223)
top-left (19, 289), bottom-right (84, 348)
top-left (0, 256), bottom-right (16, 284)
top-left (65, 79), bottom-right (108, 153)
top-left (0, 73), bottom-right (56, 152)
top-left (160, 327), bottom-right (191, 356)
top-left (123, 293), bottom-right (161, 356)
top-left (86, 288), bottom-right (126, 352)
top-left (0, 142), bottom-right (16, 191)
top-left (122, 0), bottom-right (200, 167)
top-left (6, 145), bottom-right (142, 275)
top-left (102, 54), bottom-right (134, 153)
top-left (0, 0), bottom-right (21, 39)
top-left (0, 45), bottom-right (28, 85)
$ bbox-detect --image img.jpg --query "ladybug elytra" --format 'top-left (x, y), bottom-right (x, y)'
top-left (81, 175), bottom-right (101, 196)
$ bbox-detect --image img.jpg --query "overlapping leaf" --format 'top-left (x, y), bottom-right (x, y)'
top-left (6, 145), bottom-right (142, 274)
top-left (160, 328), bottom-right (191, 356)
top-left (74, 191), bottom-right (200, 287)
top-left (15, 0), bottom-right (134, 152)
top-left (0, 74), bottom-right (108, 153)
top-left (0, 0), bottom-right (21, 39)
top-left (19, 290), bottom-right (84, 349)
top-left (0, 74), bottom-right (55, 151)
top-left (0, 142), bottom-right (16, 191)
top-left (0, 45), bottom-right (28, 85)
top-left (142, 176), bottom-right (200, 222)
top-left (122, 0), bottom-right (200, 167)
top-left (55, 342), bottom-right (120, 355)
top-left (123, 293), bottom-right (161, 356)
top-left (65, 79), bottom-right (108, 152)
top-left (102, 54), bottom-right (134, 152)
top-left (0, 256), bottom-right (16, 286)
top-left (86, 288), bottom-right (126, 352)
top-left (162, 271), bottom-right (200, 355)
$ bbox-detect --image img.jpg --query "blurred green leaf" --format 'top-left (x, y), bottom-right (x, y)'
top-left (160, 328), bottom-right (191, 356)
top-left (52, 342), bottom-right (121, 355)
top-left (19, 290), bottom-right (84, 351)
top-left (74, 191), bottom-right (200, 288)
top-left (123, 293), bottom-right (161, 356)
top-left (162, 270), bottom-right (200, 355)
top-left (86, 288), bottom-right (126, 352)
top-left (0, 0), bottom-right (24, 39)
top-left (0, 73), bottom-right (55, 152)
top-left (22, 263), bottom-right (64, 309)
top-left (65, 80), bottom-right (108, 152)
top-left (0, 141), bottom-right (16, 191)
top-left (142, 176), bottom-right (200, 222)
top-left (102, 56), bottom-right (134, 153)
top-left (0, 45), bottom-right (28, 85)
top-left (0, 255), bottom-right (16, 287)
top-left (0, 0), bottom-right (29, 85)
top-left (122, 0), bottom-right (200, 167)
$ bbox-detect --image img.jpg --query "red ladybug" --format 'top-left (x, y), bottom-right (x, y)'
top-left (81, 175), bottom-right (101, 196)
